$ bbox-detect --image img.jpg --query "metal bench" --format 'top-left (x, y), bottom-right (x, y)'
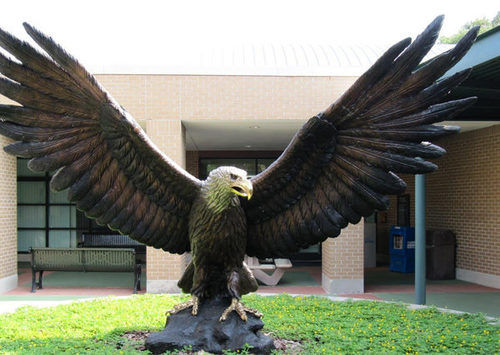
top-left (79, 234), bottom-right (146, 253)
top-left (79, 234), bottom-right (146, 264)
top-left (245, 256), bottom-right (293, 286)
top-left (30, 247), bottom-right (141, 293)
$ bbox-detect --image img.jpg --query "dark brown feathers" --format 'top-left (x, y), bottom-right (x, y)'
top-left (0, 23), bottom-right (201, 254)
top-left (245, 16), bottom-right (478, 258)
top-left (0, 18), bottom-right (479, 262)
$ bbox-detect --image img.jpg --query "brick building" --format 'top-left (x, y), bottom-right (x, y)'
top-left (0, 35), bottom-right (498, 294)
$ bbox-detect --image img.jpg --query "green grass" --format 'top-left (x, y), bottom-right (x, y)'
top-left (0, 294), bottom-right (497, 354)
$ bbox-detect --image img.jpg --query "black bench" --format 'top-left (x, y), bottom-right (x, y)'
top-left (30, 247), bottom-right (142, 293)
top-left (79, 234), bottom-right (146, 264)
top-left (79, 234), bottom-right (146, 253)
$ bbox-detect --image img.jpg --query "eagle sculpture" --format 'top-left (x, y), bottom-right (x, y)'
top-left (0, 17), bottom-right (478, 321)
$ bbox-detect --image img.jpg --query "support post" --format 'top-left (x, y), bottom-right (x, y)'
top-left (415, 172), bottom-right (426, 305)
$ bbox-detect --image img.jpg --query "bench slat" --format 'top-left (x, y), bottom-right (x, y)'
top-left (30, 247), bottom-right (141, 294)
top-left (80, 234), bottom-right (145, 251)
top-left (31, 248), bottom-right (136, 272)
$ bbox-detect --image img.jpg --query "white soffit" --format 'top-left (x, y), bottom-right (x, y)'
top-left (441, 121), bottom-right (499, 133)
top-left (183, 119), bottom-right (305, 150)
top-left (184, 119), bottom-right (498, 151)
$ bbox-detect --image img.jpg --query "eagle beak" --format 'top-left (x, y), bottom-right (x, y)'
top-left (231, 179), bottom-right (253, 200)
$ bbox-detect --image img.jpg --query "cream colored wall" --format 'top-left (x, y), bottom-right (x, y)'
top-left (426, 125), bottom-right (500, 279)
top-left (95, 75), bottom-right (358, 122)
top-left (322, 222), bottom-right (365, 294)
top-left (144, 120), bottom-right (187, 292)
top-left (0, 136), bottom-right (17, 292)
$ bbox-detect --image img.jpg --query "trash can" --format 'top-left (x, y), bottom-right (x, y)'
top-left (426, 229), bottom-right (456, 280)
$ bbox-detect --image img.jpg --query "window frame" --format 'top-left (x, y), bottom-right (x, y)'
top-left (17, 158), bottom-right (115, 253)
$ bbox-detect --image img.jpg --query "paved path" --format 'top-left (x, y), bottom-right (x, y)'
top-left (3, 266), bottom-right (498, 317)
top-left (0, 300), bottom-right (78, 314)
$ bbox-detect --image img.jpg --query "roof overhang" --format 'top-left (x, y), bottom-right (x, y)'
top-left (184, 119), bottom-right (304, 151)
top-left (439, 26), bottom-right (500, 123)
top-left (185, 29), bottom-right (500, 152)
top-left (183, 119), bottom-right (495, 151)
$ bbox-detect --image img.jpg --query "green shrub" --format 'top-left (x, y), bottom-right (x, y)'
top-left (0, 294), bottom-right (497, 354)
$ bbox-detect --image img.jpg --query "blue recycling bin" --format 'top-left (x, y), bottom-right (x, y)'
top-left (389, 226), bottom-right (415, 273)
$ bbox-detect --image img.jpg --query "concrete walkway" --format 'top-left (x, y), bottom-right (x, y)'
top-left (2, 266), bottom-right (498, 318)
top-left (0, 299), bottom-right (79, 314)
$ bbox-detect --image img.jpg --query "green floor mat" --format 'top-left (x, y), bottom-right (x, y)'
top-left (374, 292), bottom-right (500, 318)
top-left (270, 271), bottom-right (318, 286)
top-left (23, 271), bottom-right (146, 289)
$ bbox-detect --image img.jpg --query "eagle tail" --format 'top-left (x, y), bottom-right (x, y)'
top-left (178, 262), bottom-right (195, 294)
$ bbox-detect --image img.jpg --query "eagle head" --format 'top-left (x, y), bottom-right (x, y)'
top-left (203, 166), bottom-right (253, 211)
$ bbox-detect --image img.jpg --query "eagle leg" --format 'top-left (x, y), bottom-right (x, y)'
top-left (219, 269), bottom-right (263, 322)
top-left (166, 295), bottom-right (200, 316)
top-left (219, 297), bottom-right (263, 322)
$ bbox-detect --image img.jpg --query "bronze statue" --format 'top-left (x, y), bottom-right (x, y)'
top-left (0, 16), bottom-right (478, 353)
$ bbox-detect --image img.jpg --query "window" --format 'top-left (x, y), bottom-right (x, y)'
top-left (17, 158), bottom-right (114, 252)
top-left (199, 158), bottom-right (275, 179)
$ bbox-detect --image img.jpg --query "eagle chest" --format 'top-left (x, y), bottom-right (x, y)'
top-left (189, 200), bottom-right (247, 266)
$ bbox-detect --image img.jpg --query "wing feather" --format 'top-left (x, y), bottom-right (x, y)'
top-left (336, 136), bottom-right (446, 158)
top-left (245, 17), bottom-right (478, 258)
top-left (0, 24), bottom-right (200, 253)
top-left (0, 105), bottom-right (95, 128)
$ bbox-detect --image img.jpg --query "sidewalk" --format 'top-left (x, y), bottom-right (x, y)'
top-left (1, 266), bottom-right (498, 317)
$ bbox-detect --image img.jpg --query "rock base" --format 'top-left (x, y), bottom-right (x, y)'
top-left (145, 297), bottom-right (275, 354)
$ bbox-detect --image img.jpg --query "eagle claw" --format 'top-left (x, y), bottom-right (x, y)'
top-left (166, 295), bottom-right (200, 316)
top-left (219, 298), bottom-right (263, 322)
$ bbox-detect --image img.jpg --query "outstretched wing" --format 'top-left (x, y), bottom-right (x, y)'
top-left (0, 24), bottom-right (201, 253)
top-left (244, 16), bottom-right (478, 258)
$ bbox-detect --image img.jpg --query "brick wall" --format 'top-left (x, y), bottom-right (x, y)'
top-left (186, 151), bottom-right (199, 178)
top-left (144, 119), bottom-right (186, 290)
top-left (95, 75), bottom-right (357, 122)
top-left (322, 222), bottom-right (364, 293)
top-left (0, 135), bottom-right (17, 284)
top-left (322, 222), bottom-right (364, 279)
top-left (383, 125), bottom-right (500, 279)
top-left (427, 125), bottom-right (499, 277)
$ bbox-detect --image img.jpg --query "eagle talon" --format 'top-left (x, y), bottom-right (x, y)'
top-left (166, 295), bottom-right (200, 316)
top-left (219, 298), bottom-right (263, 322)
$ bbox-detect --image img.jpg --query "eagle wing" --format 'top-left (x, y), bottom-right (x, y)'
top-left (0, 24), bottom-right (201, 253)
top-left (244, 16), bottom-right (478, 258)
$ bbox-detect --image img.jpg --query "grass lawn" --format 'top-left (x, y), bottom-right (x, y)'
top-left (0, 294), bottom-right (497, 354)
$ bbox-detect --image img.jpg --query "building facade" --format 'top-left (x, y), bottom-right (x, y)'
top-left (0, 37), bottom-right (498, 293)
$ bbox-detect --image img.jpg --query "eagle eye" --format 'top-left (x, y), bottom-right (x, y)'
top-left (230, 173), bottom-right (238, 180)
